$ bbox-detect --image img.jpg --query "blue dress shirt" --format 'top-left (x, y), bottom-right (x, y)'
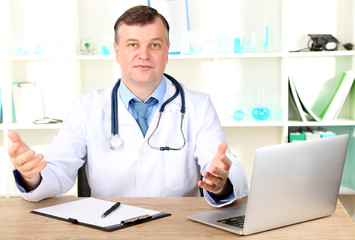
top-left (119, 77), bottom-right (166, 126)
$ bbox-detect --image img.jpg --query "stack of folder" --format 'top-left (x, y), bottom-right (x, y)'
top-left (289, 127), bottom-right (336, 143)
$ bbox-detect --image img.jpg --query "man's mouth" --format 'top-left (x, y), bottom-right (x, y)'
top-left (135, 65), bottom-right (153, 69)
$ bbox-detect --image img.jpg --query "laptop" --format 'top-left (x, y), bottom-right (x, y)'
top-left (187, 134), bottom-right (349, 235)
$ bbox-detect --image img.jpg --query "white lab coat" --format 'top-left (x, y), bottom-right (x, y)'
top-left (19, 78), bottom-right (249, 205)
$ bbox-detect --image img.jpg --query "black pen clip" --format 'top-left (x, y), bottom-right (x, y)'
top-left (120, 214), bottom-right (152, 225)
top-left (68, 218), bottom-right (79, 224)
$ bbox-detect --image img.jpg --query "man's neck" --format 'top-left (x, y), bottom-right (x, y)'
top-left (122, 77), bottom-right (162, 102)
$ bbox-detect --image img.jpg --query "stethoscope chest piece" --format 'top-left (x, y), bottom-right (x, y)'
top-left (109, 134), bottom-right (124, 150)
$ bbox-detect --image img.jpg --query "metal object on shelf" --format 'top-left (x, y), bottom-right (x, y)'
top-left (33, 117), bottom-right (63, 124)
top-left (80, 38), bottom-right (95, 55)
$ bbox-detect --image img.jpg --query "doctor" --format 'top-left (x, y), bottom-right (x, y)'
top-left (8, 5), bottom-right (248, 205)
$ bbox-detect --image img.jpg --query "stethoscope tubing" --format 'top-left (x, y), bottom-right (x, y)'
top-left (110, 73), bottom-right (186, 151)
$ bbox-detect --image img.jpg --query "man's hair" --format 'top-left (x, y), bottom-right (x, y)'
top-left (114, 5), bottom-right (170, 45)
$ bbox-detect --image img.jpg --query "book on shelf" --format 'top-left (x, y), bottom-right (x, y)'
top-left (319, 70), bottom-right (355, 121)
top-left (288, 76), bottom-right (321, 122)
top-left (289, 76), bottom-right (307, 122)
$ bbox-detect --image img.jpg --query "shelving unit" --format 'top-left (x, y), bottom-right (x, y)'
top-left (0, 0), bottom-right (354, 219)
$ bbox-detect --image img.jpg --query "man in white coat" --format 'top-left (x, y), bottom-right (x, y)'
top-left (8, 5), bottom-right (248, 206)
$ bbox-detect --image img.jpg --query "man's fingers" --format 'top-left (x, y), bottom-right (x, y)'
top-left (199, 142), bottom-right (232, 195)
top-left (8, 130), bottom-right (21, 143)
top-left (8, 142), bottom-right (20, 158)
top-left (21, 154), bottom-right (44, 171)
top-left (204, 171), bottom-right (222, 185)
top-left (213, 143), bottom-right (231, 171)
top-left (19, 158), bottom-right (47, 181)
top-left (23, 160), bottom-right (47, 178)
top-left (8, 131), bottom-right (30, 156)
top-left (198, 180), bottom-right (215, 192)
top-left (8, 130), bottom-right (18, 142)
top-left (218, 142), bottom-right (228, 155)
top-left (219, 155), bottom-right (232, 170)
top-left (208, 166), bottom-right (229, 180)
top-left (7, 131), bottom-right (45, 189)
top-left (14, 150), bottom-right (37, 166)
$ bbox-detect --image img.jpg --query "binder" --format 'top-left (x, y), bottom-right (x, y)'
top-left (289, 76), bottom-right (321, 122)
top-left (289, 76), bottom-right (307, 122)
top-left (317, 128), bottom-right (336, 138)
top-left (31, 198), bottom-right (171, 232)
top-left (320, 70), bottom-right (355, 121)
top-left (304, 128), bottom-right (321, 140)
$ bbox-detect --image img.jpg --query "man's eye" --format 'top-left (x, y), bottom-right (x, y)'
top-left (152, 44), bottom-right (159, 48)
top-left (129, 43), bottom-right (137, 47)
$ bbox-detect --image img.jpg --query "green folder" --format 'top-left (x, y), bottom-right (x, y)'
top-left (289, 130), bottom-right (305, 142)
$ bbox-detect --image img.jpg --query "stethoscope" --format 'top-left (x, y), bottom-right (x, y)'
top-left (109, 73), bottom-right (186, 151)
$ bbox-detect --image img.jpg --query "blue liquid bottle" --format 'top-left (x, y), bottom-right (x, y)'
top-left (233, 109), bottom-right (245, 121)
top-left (252, 88), bottom-right (270, 121)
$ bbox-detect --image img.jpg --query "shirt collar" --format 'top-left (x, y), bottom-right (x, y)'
top-left (119, 76), bottom-right (167, 109)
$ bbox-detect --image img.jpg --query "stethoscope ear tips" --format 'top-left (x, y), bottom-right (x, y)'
top-left (109, 134), bottom-right (124, 150)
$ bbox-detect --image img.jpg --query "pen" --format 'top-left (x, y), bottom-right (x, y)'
top-left (101, 202), bottom-right (121, 218)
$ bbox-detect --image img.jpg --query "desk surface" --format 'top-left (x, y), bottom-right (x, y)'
top-left (1, 197), bottom-right (355, 240)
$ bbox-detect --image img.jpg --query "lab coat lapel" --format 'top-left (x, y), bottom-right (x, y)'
top-left (102, 83), bottom-right (138, 141)
top-left (102, 85), bottom-right (113, 141)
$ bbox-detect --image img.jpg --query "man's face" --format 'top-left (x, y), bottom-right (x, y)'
top-left (114, 19), bottom-right (170, 89)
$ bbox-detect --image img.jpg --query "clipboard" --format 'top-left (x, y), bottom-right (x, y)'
top-left (12, 82), bottom-right (44, 123)
top-left (31, 198), bottom-right (171, 232)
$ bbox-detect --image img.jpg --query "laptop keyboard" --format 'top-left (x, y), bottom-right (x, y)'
top-left (217, 215), bottom-right (245, 228)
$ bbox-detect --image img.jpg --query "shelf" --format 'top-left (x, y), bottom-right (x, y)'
top-left (6, 52), bottom-right (286, 61)
top-left (170, 52), bottom-right (285, 60)
top-left (215, 52), bottom-right (285, 59)
top-left (6, 123), bottom-right (62, 130)
top-left (75, 55), bottom-right (115, 60)
top-left (288, 120), bottom-right (355, 127)
top-left (288, 51), bottom-right (355, 57)
top-left (6, 55), bottom-right (76, 61)
top-left (222, 120), bottom-right (285, 127)
top-left (9, 51), bottom-right (352, 62)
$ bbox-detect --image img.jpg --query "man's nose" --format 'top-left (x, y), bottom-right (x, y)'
top-left (138, 46), bottom-right (151, 60)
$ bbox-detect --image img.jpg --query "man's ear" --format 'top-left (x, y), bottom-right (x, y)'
top-left (113, 42), bottom-right (119, 63)
top-left (166, 43), bottom-right (170, 63)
